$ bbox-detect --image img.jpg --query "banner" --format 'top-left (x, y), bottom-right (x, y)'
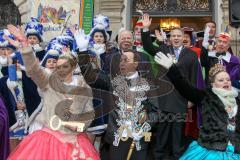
top-left (80, 0), bottom-right (94, 34)
top-left (30, 0), bottom-right (81, 42)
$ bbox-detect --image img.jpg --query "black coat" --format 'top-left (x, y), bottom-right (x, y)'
top-left (141, 30), bottom-right (199, 113)
top-left (77, 50), bottom-right (173, 149)
top-left (21, 71), bottom-right (41, 116)
top-left (200, 47), bottom-right (215, 84)
top-left (1, 66), bottom-right (8, 77)
top-left (35, 50), bottom-right (46, 61)
top-left (105, 74), bottom-right (172, 146)
top-left (167, 64), bottom-right (240, 153)
top-left (0, 70), bottom-right (41, 127)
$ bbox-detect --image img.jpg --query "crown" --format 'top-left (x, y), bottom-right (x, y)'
top-left (209, 64), bottom-right (226, 82)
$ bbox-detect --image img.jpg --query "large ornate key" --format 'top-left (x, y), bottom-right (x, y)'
top-left (50, 115), bottom-right (85, 132)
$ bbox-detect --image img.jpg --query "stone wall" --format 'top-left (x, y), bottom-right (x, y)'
top-left (221, 0), bottom-right (240, 55)
top-left (94, 0), bottom-right (124, 40)
top-left (13, 0), bottom-right (30, 24)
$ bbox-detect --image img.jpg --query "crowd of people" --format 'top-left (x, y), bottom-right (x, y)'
top-left (0, 12), bottom-right (240, 160)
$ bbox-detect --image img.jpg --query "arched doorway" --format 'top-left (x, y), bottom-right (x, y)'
top-left (0, 0), bottom-right (21, 29)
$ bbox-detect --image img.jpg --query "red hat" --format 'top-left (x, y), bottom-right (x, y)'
top-left (135, 10), bottom-right (144, 28)
top-left (135, 19), bottom-right (143, 27)
top-left (182, 27), bottom-right (194, 35)
top-left (218, 25), bottom-right (231, 41)
top-left (218, 32), bottom-right (231, 41)
top-left (182, 27), bottom-right (194, 41)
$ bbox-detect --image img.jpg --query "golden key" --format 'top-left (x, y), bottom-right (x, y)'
top-left (50, 115), bottom-right (85, 132)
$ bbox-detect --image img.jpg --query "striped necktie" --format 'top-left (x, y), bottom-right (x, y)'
top-left (174, 47), bottom-right (180, 60)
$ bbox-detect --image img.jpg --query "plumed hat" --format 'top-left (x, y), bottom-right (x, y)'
top-left (40, 40), bottom-right (63, 67)
top-left (57, 28), bottom-right (75, 50)
top-left (25, 17), bottom-right (43, 42)
top-left (0, 29), bottom-right (16, 50)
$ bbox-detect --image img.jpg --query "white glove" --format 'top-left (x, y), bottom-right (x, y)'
top-left (154, 52), bottom-right (174, 69)
top-left (132, 131), bottom-right (143, 141)
top-left (0, 56), bottom-right (8, 66)
top-left (32, 44), bottom-right (43, 52)
top-left (202, 26), bottom-right (210, 49)
top-left (7, 79), bottom-right (18, 88)
top-left (10, 109), bottom-right (27, 132)
top-left (74, 29), bottom-right (90, 52)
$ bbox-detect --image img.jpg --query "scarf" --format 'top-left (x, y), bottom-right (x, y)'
top-left (212, 87), bottom-right (238, 119)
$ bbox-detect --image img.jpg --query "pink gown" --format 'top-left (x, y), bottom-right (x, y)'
top-left (8, 128), bottom-right (100, 160)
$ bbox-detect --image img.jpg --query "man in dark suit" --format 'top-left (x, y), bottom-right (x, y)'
top-left (78, 47), bottom-right (173, 160)
top-left (102, 50), bottom-right (173, 160)
top-left (141, 14), bottom-right (199, 159)
top-left (75, 26), bottom-right (173, 159)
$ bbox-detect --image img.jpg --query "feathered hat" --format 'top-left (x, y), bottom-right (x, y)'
top-left (135, 10), bottom-right (144, 28)
top-left (93, 14), bottom-right (110, 31)
top-left (0, 29), bottom-right (16, 50)
top-left (218, 25), bottom-right (231, 41)
top-left (25, 17), bottom-right (43, 42)
top-left (11, 51), bottom-right (24, 66)
top-left (89, 25), bottom-right (109, 43)
top-left (93, 14), bottom-right (111, 39)
top-left (40, 39), bottom-right (63, 67)
top-left (57, 28), bottom-right (76, 51)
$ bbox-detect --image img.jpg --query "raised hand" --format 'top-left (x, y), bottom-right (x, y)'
top-left (7, 24), bottom-right (29, 49)
top-left (142, 14), bottom-right (152, 29)
top-left (202, 26), bottom-right (211, 49)
top-left (73, 28), bottom-right (89, 52)
top-left (204, 25), bottom-right (211, 35)
top-left (154, 52), bottom-right (174, 69)
top-left (17, 101), bottom-right (26, 110)
top-left (7, 25), bottom-right (26, 43)
top-left (155, 29), bottom-right (166, 42)
top-left (4, 35), bottom-right (20, 49)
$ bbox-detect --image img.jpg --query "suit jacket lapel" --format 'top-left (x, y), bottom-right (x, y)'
top-left (178, 47), bottom-right (186, 61)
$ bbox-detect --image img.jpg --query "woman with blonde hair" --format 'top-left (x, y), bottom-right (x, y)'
top-left (7, 24), bottom-right (100, 160)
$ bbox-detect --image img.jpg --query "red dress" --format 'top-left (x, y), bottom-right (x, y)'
top-left (8, 128), bottom-right (100, 160)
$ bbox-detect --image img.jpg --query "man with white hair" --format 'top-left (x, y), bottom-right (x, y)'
top-left (117, 29), bottom-right (134, 51)
top-left (200, 32), bottom-right (240, 85)
top-left (107, 28), bottom-right (153, 77)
